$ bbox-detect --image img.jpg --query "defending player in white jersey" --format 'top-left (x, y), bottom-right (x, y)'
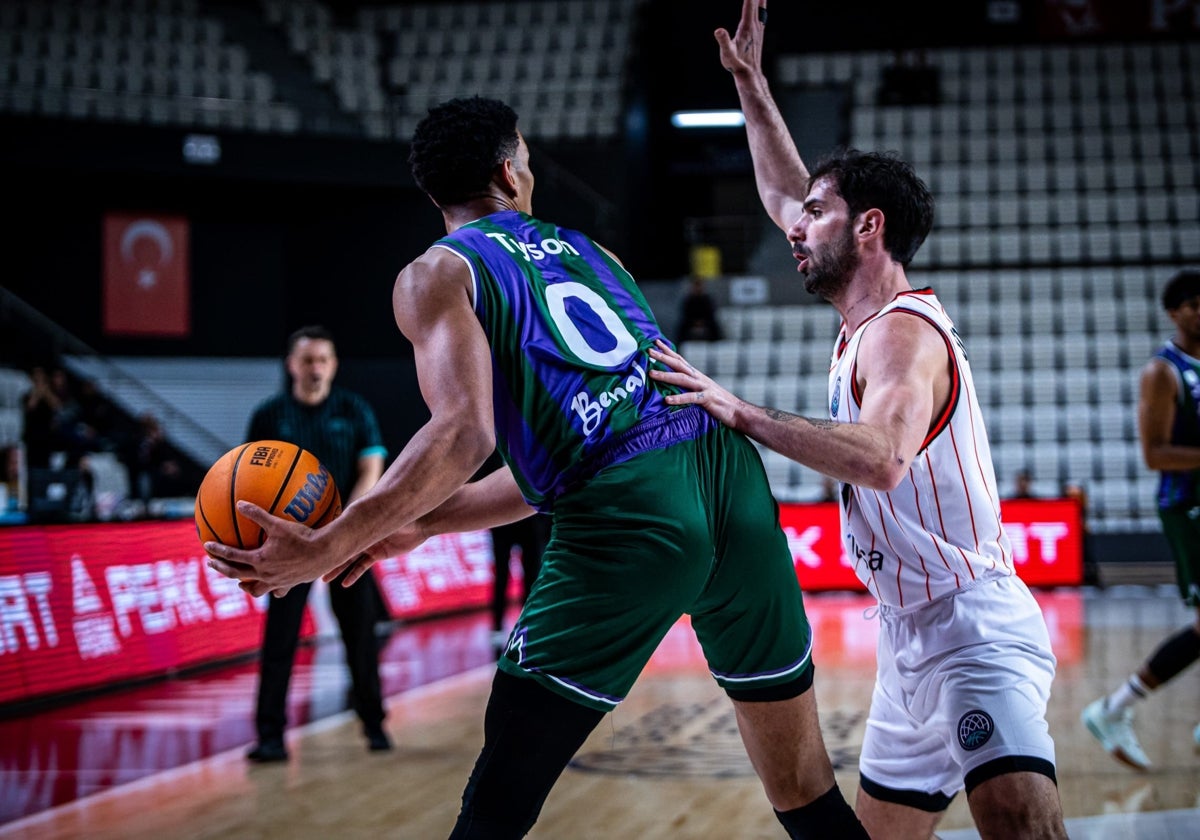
top-left (648, 2), bottom-right (1068, 837)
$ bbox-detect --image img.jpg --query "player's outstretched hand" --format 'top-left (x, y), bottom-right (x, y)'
top-left (205, 501), bottom-right (337, 597)
top-left (715, 0), bottom-right (766, 77)
top-left (648, 340), bottom-right (743, 428)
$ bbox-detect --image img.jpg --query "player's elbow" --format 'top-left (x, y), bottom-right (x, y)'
top-left (455, 423), bottom-right (496, 470)
top-left (863, 458), bottom-right (909, 492)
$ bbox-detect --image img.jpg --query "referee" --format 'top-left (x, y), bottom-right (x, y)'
top-left (244, 324), bottom-right (391, 762)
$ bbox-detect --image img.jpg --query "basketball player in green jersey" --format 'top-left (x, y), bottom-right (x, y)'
top-left (205, 96), bottom-right (867, 839)
top-left (1082, 268), bottom-right (1200, 767)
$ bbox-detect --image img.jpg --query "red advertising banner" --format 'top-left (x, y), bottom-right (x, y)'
top-left (0, 521), bottom-right (270, 707)
top-left (372, 530), bottom-right (495, 620)
top-left (102, 212), bottom-right (191, 337)
top-left (777, 497), bottom-right (1084, 592)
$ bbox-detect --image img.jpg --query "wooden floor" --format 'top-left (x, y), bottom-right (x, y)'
top-left (2, 585), bottom-right (1198, 840)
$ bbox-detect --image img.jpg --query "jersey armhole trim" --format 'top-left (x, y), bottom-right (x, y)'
top-left (430, 243), bottom-right (479, 311)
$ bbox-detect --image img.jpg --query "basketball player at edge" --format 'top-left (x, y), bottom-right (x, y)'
top-left (649, 1), bottom-right (1069, 837)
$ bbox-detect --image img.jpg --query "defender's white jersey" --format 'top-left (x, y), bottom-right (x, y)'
top-left (829, 289), bottom-right (1014, 608)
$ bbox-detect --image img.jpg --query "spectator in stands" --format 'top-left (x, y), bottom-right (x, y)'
top-left (0, 444), bottom-right (20, 512)
top-left (22, 364), bottom-right (64, 469)
top-left (124, 412), bottom-right (187, 503)
top-left (1082, 268), bottom-right (1200, 769)
top-left (243, 324), bottom-right (391, 763)
top-left (1010, 468), bottom-right (1037, 499)
top-left (676, 275), bottom-right (725, 343)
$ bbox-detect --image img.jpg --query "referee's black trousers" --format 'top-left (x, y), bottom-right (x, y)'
top-left (254, 571), bottom-right (386, 742)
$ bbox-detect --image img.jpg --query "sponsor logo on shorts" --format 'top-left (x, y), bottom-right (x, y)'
top-left (958, 709), bottom-right (995, 751)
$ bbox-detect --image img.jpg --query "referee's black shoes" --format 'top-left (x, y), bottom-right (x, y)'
top-left (246, 739), bottom-right (288, 763)
top-left (366, 727), bottom-right (393, 752)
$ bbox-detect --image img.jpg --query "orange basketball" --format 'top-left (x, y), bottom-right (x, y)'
top-left (194, 440), bottom-right (342, 550)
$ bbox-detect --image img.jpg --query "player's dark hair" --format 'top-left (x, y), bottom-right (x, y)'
top-left (287, 324), bottom-right (335, 355)
top-left (409, 96), bottom-right (520, 207)
top-left (1161, 269), bottom-right (1200, 311)
top-left (807, 149), bottom-right (935, 267)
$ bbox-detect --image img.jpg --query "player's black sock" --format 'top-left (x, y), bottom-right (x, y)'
top-left (774, 783), bottom-right (870, 839)
top-left (1146, 625), bottom-right (1200, 684)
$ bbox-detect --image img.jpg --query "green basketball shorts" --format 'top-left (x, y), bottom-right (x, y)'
top-left (496, 422), bottom-right (814, 712)
top-left (1158, 506), bottom-right (1200, 607)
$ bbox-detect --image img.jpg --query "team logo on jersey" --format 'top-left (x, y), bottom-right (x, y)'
top-left (957, 709), bottom-right (994, 751)
top-left (830, 376), bottom-right (842, 416)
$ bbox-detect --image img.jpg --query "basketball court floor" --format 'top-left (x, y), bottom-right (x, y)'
top-left (1, 584), bottom-right (1197, 839)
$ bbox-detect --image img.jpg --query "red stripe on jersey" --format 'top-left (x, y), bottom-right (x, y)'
top-left (946, 418), bottom-right (979, 581)
top-left (873, 489), bottom-right (905, 608)
top-left (923, 447), bottom-right (964, 590)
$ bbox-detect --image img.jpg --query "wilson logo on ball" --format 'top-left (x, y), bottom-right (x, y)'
top-left (282, 465), bottom-right (333, 523)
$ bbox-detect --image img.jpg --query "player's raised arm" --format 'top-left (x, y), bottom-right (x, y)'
top-left (716, 0), bottom-right (808, 232)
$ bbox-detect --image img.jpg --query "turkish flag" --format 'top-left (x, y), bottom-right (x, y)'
top-left (103, 213), bottom-right (191, 337)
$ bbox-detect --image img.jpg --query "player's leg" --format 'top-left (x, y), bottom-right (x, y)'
top-left (455, 442), bottom-right (715, 836)
top-left (731, 683), bottom-right (865, 838)
top-left (1083, 507), bottom-right (1200, 767)
top-left (693, 425), bottom-right (866, 838)
top-left (855, 785), bottom-right (945, 840)
top-left (965, 770), bottom-right (1066, 840)
top-left (952, 579), bottom-right (1065, 837)
top-left (855, 670), bottom-right (953, 839)
top-left (858, 576), bottom-right (1064, 838)
top-left (449, 670), bottom-right (604, 839)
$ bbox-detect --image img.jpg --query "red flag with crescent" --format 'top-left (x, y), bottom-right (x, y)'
top-left (103, 213), bottom-right (191, 337)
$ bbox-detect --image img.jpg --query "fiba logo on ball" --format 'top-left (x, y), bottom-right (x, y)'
top-left (957, 710), bottom-right (995, 751)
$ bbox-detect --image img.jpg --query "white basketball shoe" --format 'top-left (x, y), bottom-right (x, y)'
top-left (1081, 698), bottom-right (1151, 770)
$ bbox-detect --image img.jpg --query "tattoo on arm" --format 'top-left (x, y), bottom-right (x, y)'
top-left (763, 407), bottom-right (835, 430)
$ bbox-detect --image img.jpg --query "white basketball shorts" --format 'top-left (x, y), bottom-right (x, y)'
top-left (858, 574), bottom-right (1058, 803)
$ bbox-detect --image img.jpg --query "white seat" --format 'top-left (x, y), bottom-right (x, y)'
top-left (771, 377), bottom-right (801, 413)
top-left (708, 342), bottom-right (742, 377)
top-left (741, 341), bottom-right (773, 377)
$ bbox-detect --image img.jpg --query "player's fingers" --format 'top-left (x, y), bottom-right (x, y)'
top-left (343, 553), bottom-right (381, 587)
top-left (239, 579), bottom-right (271, 597)
top-left (207, 555), bottom-right (256, 579)
top-left (321, 557), bottom-right (355, 584)
top-left (234, 500), bottom-right (275, 527)
top-left (341, 560), bottom-right (368, 587)
top-left (740, 0), bottom-right (758, 29)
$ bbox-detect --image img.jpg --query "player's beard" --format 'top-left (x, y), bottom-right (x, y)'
top-left (803, 223), bottom-right (859, 300)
